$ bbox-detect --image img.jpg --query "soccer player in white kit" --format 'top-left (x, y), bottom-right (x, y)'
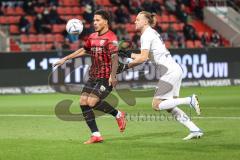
top-left (121, 11), bottom-right (203, 140)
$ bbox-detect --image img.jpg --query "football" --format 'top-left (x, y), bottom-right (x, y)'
top-left (66, 19), bottom-right (83, 35)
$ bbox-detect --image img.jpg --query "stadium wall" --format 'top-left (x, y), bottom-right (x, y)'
top-left (0, 48), bottom-right (240, 94)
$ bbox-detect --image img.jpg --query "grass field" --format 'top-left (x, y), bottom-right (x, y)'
top-left (0, 86), bottom-right (240, 160)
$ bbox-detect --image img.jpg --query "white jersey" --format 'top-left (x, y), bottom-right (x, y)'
top-left (140, 26), bottom-right (180, 72)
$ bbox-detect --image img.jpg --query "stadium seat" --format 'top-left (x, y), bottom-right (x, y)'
top-left (160, 23), bottom-right (169, 32)
top-left (96, 0), bottom-right (111, 6)
top-left (29, 26), bottom-right (37, 34)
top-left (0, 16), bottom-right (7, 24)
top-left (57, 7), bottom-right (66, 15)
top-left (7, 16), bottom-right (20, 24)
top-left (52, 24), bottom-right (66, 33)
top-left (34, 7), bottom-right (44, 13)
top-left (172, 23), bottom-right (181, 31)
top-left (72, 7), bottom-right (84, 15)
top-left (70, 42), bottom-right (80, 50)
top-left (30, 44), bottom-right (53, 51)
top-left (38, 34), bottom-right (46, 42)
top-left (10, 25), bottom-right (19, 34)
top-left (125, 23), bottom-right (135, 32)
top-left (29, 35), bottom-right (38, 43)
top-left (161, 15), bottom-right (170, 23)
top-left (60, 0), bottom-right (79, 6)
top-left (130, 15), bottom-right (137, 23)
top-left (5, 7), bottom-right (24, 16)
top-left (46, 34), bottom-right (54, 42)
top-left (169, 15), bottom-right (178, 23)
top-left (186, 40), bottom-right (195, 48)
top-left (25, 16), bottom-right (35, 24)
top-left (55, 34), bottom-right (64, 42)
top-left (21, 35), bottom-right (29, 43)
top-left (194, 40), bottom-right (202, 48)
top-left (65, 7), bottom-right (73, 15)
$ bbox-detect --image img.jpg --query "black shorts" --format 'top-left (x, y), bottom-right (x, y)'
top-left (81, 78), bottom-right (112, 99)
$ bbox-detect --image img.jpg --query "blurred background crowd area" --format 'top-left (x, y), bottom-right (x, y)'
top-left (0, 0), bottom-right (239, 52)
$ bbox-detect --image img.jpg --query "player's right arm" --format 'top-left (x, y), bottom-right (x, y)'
top-left (53, 48), bottom-right (86, 67)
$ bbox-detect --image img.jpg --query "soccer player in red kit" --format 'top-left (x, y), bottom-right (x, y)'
top-left (54, 10), bottom-right (126, 144)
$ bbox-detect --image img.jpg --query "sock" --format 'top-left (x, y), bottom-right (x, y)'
top-left (93, 101), bottom-right (118, 117)
top-left (158, 97), bottom-right (191, 110)
top-left (92, 132), bottom-right (101, 137)
top-left (80, 105), bottom-right (99, 133)
top-left (171, 107), bottom-right (201, 132)
top-left (116, 111), bottom-right (122, 119)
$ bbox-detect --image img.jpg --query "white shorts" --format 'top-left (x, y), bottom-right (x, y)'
top-left (154, 65), bottom-right (183, 100)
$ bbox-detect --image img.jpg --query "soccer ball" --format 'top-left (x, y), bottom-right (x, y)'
top-left (66, 19), bottom-right (83, 35)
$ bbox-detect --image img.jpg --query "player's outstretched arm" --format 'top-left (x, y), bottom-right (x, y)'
top-left (116, 49), bottom-right (149, 74)
top-left (53, 48), bottom-right (86, 67)
top-left (128, 49), bottom-right (149, 68)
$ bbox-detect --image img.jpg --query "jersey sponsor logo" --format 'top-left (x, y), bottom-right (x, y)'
top-left (100, 40), bottom-right (106, 46)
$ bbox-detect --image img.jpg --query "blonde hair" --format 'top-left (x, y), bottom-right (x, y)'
top-left (139, 11), bottom-right (156, 27)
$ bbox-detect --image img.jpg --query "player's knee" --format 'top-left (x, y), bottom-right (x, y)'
top-left (80, 96), bottom-right (88, 106)
top-left (152, 100), bottom-right (160, 111)
top-left (87, 98), bottom-right (98, 108)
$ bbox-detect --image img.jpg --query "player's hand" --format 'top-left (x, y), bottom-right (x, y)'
top-left (109, 75), bottom-right (118, 87)
top-left (53, 58), bottom-right (67, 67)
top-left (117, 62), bottom-right (129, 74)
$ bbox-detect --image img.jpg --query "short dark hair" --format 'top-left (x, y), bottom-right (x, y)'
top-left (94, 9), bottom-right (111, 25)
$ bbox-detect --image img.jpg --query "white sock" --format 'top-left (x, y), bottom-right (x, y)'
top-left (171, 107), bottom-right (200, 132)
top-left (92, 132), bottom-right (101, 137)
top-left (158, 97), bottom-right (191, 110)
top-left (116, 111), bottom-right (122, 119)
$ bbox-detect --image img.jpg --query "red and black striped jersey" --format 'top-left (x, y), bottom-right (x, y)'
top-left (84, 30), bottom-right (118, 78)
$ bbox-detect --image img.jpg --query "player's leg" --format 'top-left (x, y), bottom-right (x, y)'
top-left (89, 79), bottom-right (126, 132)
top-left (80, 79), bottom-right (103, 144)
top-left (168, 98), bottom-right (203, 140)
top-left (152, 71), bottom-right (200, 115)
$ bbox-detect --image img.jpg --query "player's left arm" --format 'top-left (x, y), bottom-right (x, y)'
top-left (128, 49), bottom-right (149, 68)
top-left (108, 37), bottom-right (119, 87)
top-left (109, 53), bottom-right (118, 87)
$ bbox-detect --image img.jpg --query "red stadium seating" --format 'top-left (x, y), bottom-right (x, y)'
top-left (46, 34), bottom-right (55, 42)
top-left (70, 42), bottom-right (80, 50)
top-left (161, 15), bottom-right (170, 23)
top-left (10, 25), bottom-right (19, 34)
top-left (125, 23), bottom-right (135, 33)
top-left (54, 34), bottom-right (64, 42)
top-left (57, 7), bottom-right (66, 15)
top-left (2, 0), bottom-right (230, 51)
top-left (195, 40), bottom-right (203, 48)
top-left (96, 0), bottom-right (111, 6)
top-left (37, 34), bottom-right (45, 42)
top-left (5, 7), bottom-right (24, 16)
top-left (169, 15), bottom-right (178, 23)
top-left (72, 7), bottom-right (84, 15)
top-left (30, 44), bottom-right (53, 51)
top-left (186, 40), bottom-right (195, 48)
top-left (160, 23), bottom-right (169, 32)
top-left (60, 0), bottom-right (79, 6)
top-left (8, 16), bottom-right (20, 24)
top-left (52, 24), bottom-right (66, 33)
top-left (34, 7), bottom-right (44, 13)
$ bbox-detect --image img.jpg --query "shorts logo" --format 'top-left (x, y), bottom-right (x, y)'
top-left (100, 85), bottom-right (106, 92)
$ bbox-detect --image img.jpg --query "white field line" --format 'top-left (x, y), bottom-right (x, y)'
top-left (0, 114), bottom-right (240, 120)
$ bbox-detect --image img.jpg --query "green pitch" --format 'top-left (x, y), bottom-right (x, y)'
top-left (0, 86), bottom-right (240, 160)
